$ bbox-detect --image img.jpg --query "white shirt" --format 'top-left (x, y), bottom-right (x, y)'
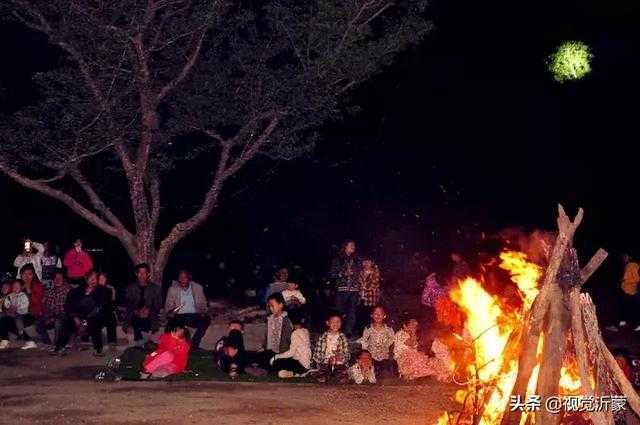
top-left (179, 284), bottom-right (196, 314)
top-left (358, 324), bottom-right (395, 361)
top-left (281, 289), bottom-right (306, 305)
top-left (393, 329), bottom-right (415, 359)
top-left (274, 328), bottom-right (311, 369)
top-left (349, 363), bottom-right (377, 384)
top-left (14, 242), bottom-right (45, 279)
top-left (325, 332), bottom-right (341, 360)
top-left (4, 292), bottom-right (29, 315)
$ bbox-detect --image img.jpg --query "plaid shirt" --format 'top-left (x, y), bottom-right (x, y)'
top-left (42, 284), bottom-right (70, 321)
top-left (358, 266), bottom-right (381, 307)
top-left (313, 331), bottom-right (350, 365)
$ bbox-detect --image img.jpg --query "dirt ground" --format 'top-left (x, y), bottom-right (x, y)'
top-left (0, 347), bottom-right (455, 425)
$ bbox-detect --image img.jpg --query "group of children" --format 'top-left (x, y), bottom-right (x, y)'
top-left (141, 291), bottom-right (455, 385)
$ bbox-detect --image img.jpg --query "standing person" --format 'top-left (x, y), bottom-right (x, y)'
top-left (123, 263), bottom-right (162, 347)
top-left (63, 239), bottom-right (94, 288)
top-left (607, 254), bottom-right (640, 332)
top-left (40, 242), bottom-right (62, 289)
top-left (357, 257), bottom-right (381, 332)
top-left (421, 272), bottom-right (445, 323)
top-left (264, 267), bottom-right (290, 302)
top-left (165, 269), bottom-right (211, 350)
top-left (0, 280), bottom-right (37, 350)
top-left (52, 270), bottom-right (111, 356)
top-left (37, 270), bottom-right (70, 347)
top-left (330, 240), bottom-right (361, 338)
top-left (98, 272), bottom-right (118, 350)
top-left (14, 239), bottom-right (45, 279)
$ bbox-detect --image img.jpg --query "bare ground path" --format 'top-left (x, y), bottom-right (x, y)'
top-left (0, 348), bottom-right (453, 425)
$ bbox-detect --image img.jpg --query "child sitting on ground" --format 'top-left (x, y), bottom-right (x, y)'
top-left (358, 305), bottom-right (395, 379)
top-left (215, 320), bottom-right (245, 354)
top-left (312, 312), bottom-right (350, 383)
top-left (349, 350), bottom-right (377, 384)
top-left (141, 321), bottom-right (190, 379)
top-left (256, 293), bottom-right (293, 370)
top-left (0, 279), bottom-right (36, 350)
top-left (281, 282), bottom-right (306, 309)
top-left (271, 312), bottom-right (311, 378)
top-left (394, 316), bottom-right (453, 382)
top-left (217, 338), bottom-right (246, 379)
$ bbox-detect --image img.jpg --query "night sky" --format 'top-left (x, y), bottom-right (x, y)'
top-left (1, 0), bottom-right (639, 295)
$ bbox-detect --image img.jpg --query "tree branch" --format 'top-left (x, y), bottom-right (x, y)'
top-left (69, 169), bottom-right (131, 236)
top-left (0, 164), bottom-right (121, 238)
top-left (157, 28), bottom-right (207, 102)
top-left (223, 112), bottom-right (283, 178)
top-left (12, 1), bottom-right (107, 108)
top-left (155, 141), bottom-right (232, 269)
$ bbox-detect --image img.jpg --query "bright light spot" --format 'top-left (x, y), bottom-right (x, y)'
top-left (548, 41), bottom-right (592, 82)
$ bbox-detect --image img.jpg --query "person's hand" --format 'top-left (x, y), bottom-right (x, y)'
top-left (7, 306), bottom-right (17, 317)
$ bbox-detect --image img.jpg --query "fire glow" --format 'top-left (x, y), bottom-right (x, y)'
top-left (435, 251), bottom-right (589, 425)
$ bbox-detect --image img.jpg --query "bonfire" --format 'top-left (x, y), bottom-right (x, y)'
top-left (436, 206), bottom-right (640, 425)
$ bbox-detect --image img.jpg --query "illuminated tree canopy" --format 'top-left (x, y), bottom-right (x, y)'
top-left (548, 41), bottom-right (592, 83)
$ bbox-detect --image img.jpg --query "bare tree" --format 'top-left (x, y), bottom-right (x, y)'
top-left (0, 0), bottom-right (430, 282)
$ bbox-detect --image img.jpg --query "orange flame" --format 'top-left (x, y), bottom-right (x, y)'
top-left (434, 250), bottom-right (588, 425)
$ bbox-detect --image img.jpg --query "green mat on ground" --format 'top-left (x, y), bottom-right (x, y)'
top-left (109, 348), bottom-right (446, 386)
top-left (111, 348), bottom-right (315, 383)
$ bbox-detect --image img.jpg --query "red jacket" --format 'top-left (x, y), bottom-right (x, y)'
top-left (28, 279), bottom-right (44, 317)
top-left (143, 333), bottom-right (191, 374)
top-left (63, 249), bottom-right (94, 279)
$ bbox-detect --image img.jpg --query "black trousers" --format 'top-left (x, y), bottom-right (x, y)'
top-left (272, 358), bottom-right (307, 375)
top-left (103, 311), bottom-right (117, 344)
top-left (55, 315), bottom-right (104, 351)
top-left (373, 359), bottom-right (397, 379)
top-left (0, 314), bottom-right (34, 340)
top-left (618, 293), bottom-right (638, 327)
top-left (173, 313), bottom-right (211, 349)
top-left (132, 317), bottom-right (153, 342)
top-left (245, 350), bottom-right (277, 370)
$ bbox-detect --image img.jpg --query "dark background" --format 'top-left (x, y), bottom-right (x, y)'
top-left (1, 0), bottom-right (639, 308)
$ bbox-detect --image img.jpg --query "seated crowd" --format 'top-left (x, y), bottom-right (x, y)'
top-left (1, 238), bottom-right (455, 384)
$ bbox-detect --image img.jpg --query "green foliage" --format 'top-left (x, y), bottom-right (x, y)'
top-left (1, 0), bottom-right (430, 177)
top-left (548, 41), bottom-right (592, 83)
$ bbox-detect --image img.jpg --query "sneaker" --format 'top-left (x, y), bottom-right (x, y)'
top-left (0, 340), bottom-right (9, 350)
top-left (93, 349), bottom-right (105, 357)
top-left (21, 341), bottom-right (37, 350)
top-left (633, 326), bottom-right (640, 332)
top-left (605, 326), bottom-right (619, 332)
top-left (620, 321), bottom-right (627, 327)
top-left (278, 370), bottom-right (295, 379)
